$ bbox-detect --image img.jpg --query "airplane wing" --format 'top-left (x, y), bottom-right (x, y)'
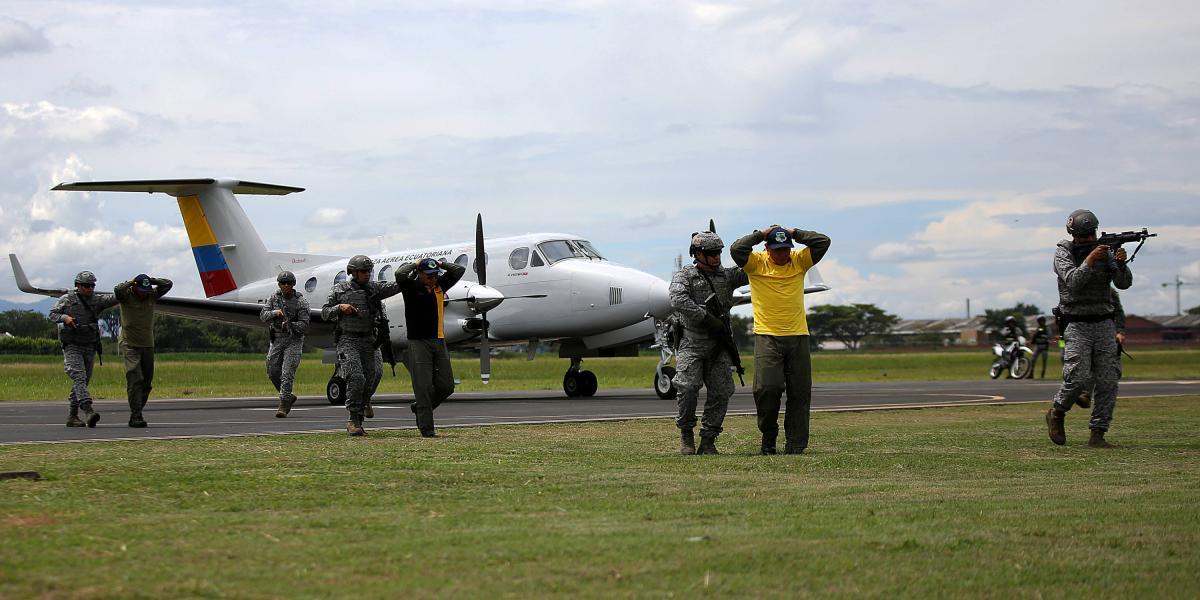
top-left (9, 253), bottom-right (332, 333)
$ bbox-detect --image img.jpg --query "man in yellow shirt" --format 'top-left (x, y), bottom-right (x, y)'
top-left (731, 225), bottom-right (831, 455)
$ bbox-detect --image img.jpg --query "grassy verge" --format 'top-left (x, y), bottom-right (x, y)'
top-left (1, 348), bottom-right (1197, 402)
top-left (2, 397), bottom-right (1198, 598)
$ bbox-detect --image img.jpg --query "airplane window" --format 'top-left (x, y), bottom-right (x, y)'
top-left (378, 265), bottom-right (392, 281)
top-left (335, 271), bottom-right (347, 284)
top-left (454, 254), bottom-right (468, 267)
top-left (304, 277), bottom-right (317, 293)
top-left (509, 247), bottom-right (529, 270)
top-left (472, 253), bottom-right (489, 274)
top-left (538, 240), bottom-right (584, 263)
top-left (530, 251), bottom-right (545, 267)
top-left (576, 240), bottom-right (605, 260)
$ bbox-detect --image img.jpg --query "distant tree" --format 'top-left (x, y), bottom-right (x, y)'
top-left (1187, 304), bottom-right (1200, 316)
top-left (983, 303), bottom-right (1042, 333)
top-left (807, 303), bottom-right (899, 351)
top-left (0, 310), bottom-right (56, 339)
top-left (102, 311), bottom-right (121, 341)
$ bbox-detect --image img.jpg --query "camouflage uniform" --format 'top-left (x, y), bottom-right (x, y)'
top-left (49, 289), bottom-right (118, 420)
top-left (322, 278), bottom-right (400, 421)
top-left (260, 288), bottom-right (310, 410)
top-left (1050, 240), bottom-right (1132, 434)
top-left (669, 263), bottom-right (748, 441)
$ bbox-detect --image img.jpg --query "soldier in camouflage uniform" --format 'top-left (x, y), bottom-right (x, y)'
top-left (1046, 209), bottom-right (1132, 448)
top-left (1075, 288), bottom-right (1125, 408)
top-left (260, 271), bottom-right (310, 418)
top-left (363, 297), bottom-right (390, 420)
top-left (49, 271), bottom-right (119, 427)
top-left (668, 231), bottom-right (749, 455)
top-left (321, 255), bottom-right (401, 436)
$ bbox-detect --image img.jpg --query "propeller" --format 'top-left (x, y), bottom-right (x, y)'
top-left (476, 213), bottom-right (490, 384)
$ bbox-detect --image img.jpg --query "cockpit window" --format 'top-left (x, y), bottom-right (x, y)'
top-left (454, 254), bottom-right (468, 267)
top-left (576, 240), bottom-right (604, 260)
top-left (538, 240), bottom-right (584, 263)
top-left (530, 251), bottom-right (545, 267)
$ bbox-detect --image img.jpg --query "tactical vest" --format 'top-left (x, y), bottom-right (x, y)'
top-left (268, 292), bottom-right (307, 335)
top-left (334, 283), bottom-right (374, 335)
top-left (57, 292), bottom-right (106, 346)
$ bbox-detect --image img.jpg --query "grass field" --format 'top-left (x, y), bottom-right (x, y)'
top-left (2, 397), bottom-right (1198, 598)
top-left (1, 347), bottom-right (1197, 402)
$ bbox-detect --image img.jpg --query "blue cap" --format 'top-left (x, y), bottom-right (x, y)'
top-left (418, 258), bottom-right (441, 274)
top-left (133, 274), bottom-right (153, 292)
top-left (765, 227), bottom-right (793, 249)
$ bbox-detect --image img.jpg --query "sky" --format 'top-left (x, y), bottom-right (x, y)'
top-left (1, 1), bottom-right (1198, 319)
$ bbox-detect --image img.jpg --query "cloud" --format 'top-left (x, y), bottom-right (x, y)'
top-left (62, 74), bottom-right (115, 98)
top-left (304, 208), bottom-right (347, 226)
top-left (1, 101), bottom-right (138, 143)
top-left (866, 241), bottom-right (933, 262)
top-left (0, 16), bottom-right (50, 58)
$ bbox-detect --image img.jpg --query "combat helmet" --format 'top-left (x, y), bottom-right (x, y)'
top-left (74, 271), bottom-right (97, 286)
top-left (346, 255), bottom-right (374, 274)
top-left (689, 231), bottom-right (724, 256)
top-left (277, 271), bottom-right (297, 285)
top-left (1066, 209), bottom-right (1099, 236)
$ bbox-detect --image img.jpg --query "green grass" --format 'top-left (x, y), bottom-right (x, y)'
top-left (1, 348), bottom-right (1197, 402)
top-left (2, 397), bottom-right (1198, 598)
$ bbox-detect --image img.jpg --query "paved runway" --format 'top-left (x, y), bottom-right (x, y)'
top-left (2, 379), bottom-right (1198, 445)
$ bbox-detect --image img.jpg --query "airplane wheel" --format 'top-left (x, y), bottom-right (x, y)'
top-left (327, 376), bottom-right (347, 405)
top-left (578, 370), bottom-right (598, 397)
top-left (654, 366), bottom-right (677, 400)
top-left (563, 372), bottom-right (581, 397)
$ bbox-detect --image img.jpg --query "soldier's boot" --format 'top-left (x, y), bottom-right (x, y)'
top-left (697, 435), bottom-right (719, 455)
top-left (364, 401), bottom-right (375, 419)
top-left (1088, 428), bottom-right (1117, 449)
top-left (347, 414), bottom-right (366, 437)
top-left (783, 444), bottom-right (805, 455)
top-left (66, 407), bottom-right (84, 427)
top-left (127, 394), bottom-right (147, 428)
top-left (1075, 390), bottom-right (1092, 408)
top-left (275, 397), bottom-right (288, 418)
top-left (81, 403), bottom-right (100, 428)
top-left (282, 393), bottom-right (297, 416)
top-left (679, 429), bottom-right (696, 455)
top-left (1045, 408), bottom-right (1066, 446)
top-left (760, 435), bottom-right (778, 456)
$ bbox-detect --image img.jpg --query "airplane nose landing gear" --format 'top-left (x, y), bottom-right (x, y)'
top-left (563, 357), bottom-right (598, 397)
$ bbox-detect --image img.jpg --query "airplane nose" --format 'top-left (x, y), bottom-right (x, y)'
top-left (467, 284), bottom-right (505, 313)
top-left (647, 278), bottom-right (673, 319)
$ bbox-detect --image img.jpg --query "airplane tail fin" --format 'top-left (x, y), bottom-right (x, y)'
top-left (52, 179), bottom-right (303, 298)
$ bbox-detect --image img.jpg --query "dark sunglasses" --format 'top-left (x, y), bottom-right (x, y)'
top-left (700, 249), bottom-right (721, 257)
top-left (78, 283), bottom-right (95, 288)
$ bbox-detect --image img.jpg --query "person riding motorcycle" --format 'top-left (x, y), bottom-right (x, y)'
top-left (999, 316), bottom-right (1024, 365)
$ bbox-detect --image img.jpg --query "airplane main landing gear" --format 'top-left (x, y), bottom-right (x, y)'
top-left (653, 366), bottom-right (677, 400)
top-left (563, 358), bottom-right (598, 397)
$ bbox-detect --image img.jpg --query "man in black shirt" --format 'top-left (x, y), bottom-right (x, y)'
top-left (395, 257), bottom-right (466, 437)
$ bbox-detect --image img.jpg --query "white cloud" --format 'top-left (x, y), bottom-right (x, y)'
top-left (866, 242), bottom-right (933, 262)
top-left (1, 101), bottom-right (138, 142)
top-left (305, 208), bottom-right (347, 226)
top-left (0, 16), bottom-right (50, 57)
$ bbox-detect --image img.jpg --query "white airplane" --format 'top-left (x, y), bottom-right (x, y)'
top-left (10, 178), bottom-right (829, 401)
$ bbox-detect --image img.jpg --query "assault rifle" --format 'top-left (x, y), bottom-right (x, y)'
top-left (1094, 228), bottom-right (1156, 263)
top-left (703, 293), bottom-right (745, 385)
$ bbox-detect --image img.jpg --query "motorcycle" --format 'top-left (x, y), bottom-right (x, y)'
top-left (989, 335), bottom-right (1034, 379)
